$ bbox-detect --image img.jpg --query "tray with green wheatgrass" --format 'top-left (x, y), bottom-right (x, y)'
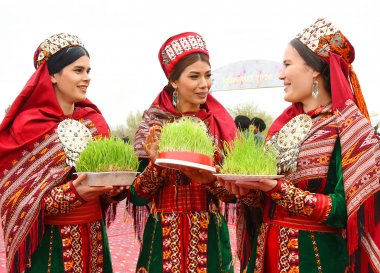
top-left (215, 133), bottom-right (283, 182)
top-left (75, 137), bottom-right (140, 186)
top-left (155, 117), bottom-right (217, 173)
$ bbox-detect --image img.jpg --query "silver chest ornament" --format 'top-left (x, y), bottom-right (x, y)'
top-left (268, 114), bottom-right (312, 173)
top-left (57, 119), bottom-right (92, 167)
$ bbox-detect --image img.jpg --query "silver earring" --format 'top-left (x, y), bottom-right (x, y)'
top-left (172, 89), bottom-right (179, 107)
top-left (312, 81), bottom-right (319, 98)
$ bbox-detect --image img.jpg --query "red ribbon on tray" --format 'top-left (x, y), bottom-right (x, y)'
top-left (157, 151), bottom-right (214, 167)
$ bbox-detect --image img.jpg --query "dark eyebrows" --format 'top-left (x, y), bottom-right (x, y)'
top-left (73, 65), bottom-right (91, 71)
top-left (188, 70), bottom-right (211, 74)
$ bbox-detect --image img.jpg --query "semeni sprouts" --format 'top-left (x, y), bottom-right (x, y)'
top-left (221, 133), bottom-right (277, 175)
top-left (158, 117), bottom-right (215, 157)
top-left (76, 137), bottom-right (139, 172)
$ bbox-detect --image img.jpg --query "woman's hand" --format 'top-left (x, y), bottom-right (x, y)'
top-left (235, 178), bottom-right (278, 192)
top-left (143, 126), bottom-right (160, 163)
top-left (217, 178), bottom-right (250, 197)
top-left (107, 186), bottom-right (129, 196)
top-left (181, 167), bottom-right (217, 185)
top-left (72, 174), bottom-right (114, 201)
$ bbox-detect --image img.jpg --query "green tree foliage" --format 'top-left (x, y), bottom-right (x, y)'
top-left (111, 110), bottom-right (143, 142)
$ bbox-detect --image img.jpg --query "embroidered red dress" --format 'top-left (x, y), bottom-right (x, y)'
top-left (0, 63), bottom-right (116, 273)
top-left (246, 102), bottom-right (380, 273)
top-left (131, 89), bottom-right (237, 273)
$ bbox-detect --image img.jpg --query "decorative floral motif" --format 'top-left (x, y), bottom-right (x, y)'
top-left (134, 162), bottom-right (165, 199)
top-left (57, 119), bottom-right (92, 167)
top-left (44, 181), bottom-right (85, 215)
top-left (269, 180), bottom-right (332, 222)
top-left (202, 180), bottom-right (235, 203)
top-left (34, 33), bottom-right (83, 69)
top-left (310, 233), bottom-right (323, 273)
top-left (296, 18), bottom-right (353, 63)
top-left (159, 32), bottom-right (209, 77)
top-left (161, 34), bottom-right (207, 64)
top-left (278, 227), bottom-right (299, 273)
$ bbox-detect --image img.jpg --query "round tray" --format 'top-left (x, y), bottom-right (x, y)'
top-left (76, 171), bottom-right (140, 186)
top-left (155, 151), bottom-right (216, 173)
top-left (214, 174), bottom-right (283, 182)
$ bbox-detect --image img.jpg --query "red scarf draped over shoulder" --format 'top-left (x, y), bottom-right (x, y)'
top-left (267, 53), bottom-right (380, 273)
top-left (0, 63), bottom-right (109, 273)
top-left (134, 87), bottom-right (237, 161)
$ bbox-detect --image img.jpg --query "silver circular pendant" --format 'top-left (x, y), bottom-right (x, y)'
top-left (57, 119), bottom-right (92, 167)
top-left (277, 114), bottom-right (312, 149)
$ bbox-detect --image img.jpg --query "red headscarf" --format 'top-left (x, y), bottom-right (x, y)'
top-left (0, 35), bottom-right (109, 273)
top-left (0, 64), bottom-right (108, 171)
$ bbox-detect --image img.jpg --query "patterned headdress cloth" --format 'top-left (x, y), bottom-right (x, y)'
top-left (296, 18), bottom-right (369, 119)
top-left (296, 18), bottom-right (354, 64)
top-left (158, 32), bottom-right (209, 78)
top-left (33, 33), bottom-right (84, 70)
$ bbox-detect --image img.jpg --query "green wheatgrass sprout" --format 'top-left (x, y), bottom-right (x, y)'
top-left (75, 137), bottom-right (139, 172)
top-left (158, 118), bottom-right (215, 158)
top-left (221, 134), bottom-right (277, 175)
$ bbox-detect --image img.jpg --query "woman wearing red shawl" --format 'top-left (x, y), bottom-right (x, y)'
top-left (130, 32), bottom-right (238, 273)
top-left (228, 19), bottom-right (380, 273)
top-left (0, 33), bottom-right (123, 273)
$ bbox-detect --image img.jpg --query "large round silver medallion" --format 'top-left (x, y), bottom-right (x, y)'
top-left (57, 119), bottom-right (92, 167)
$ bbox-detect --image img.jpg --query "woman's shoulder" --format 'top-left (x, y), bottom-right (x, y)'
top-left (75, 106), bottom-right (110, 137)
top-left (11, 110), bottom-right (54, 144)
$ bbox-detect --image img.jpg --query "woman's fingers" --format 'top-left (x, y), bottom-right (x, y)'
top-left (72, 174), bottom-right (114, 201)
top-left (72, 173), bottom-right (87, 187)
top-left (107, 186), bottom-right (129, 196)
top-left (235, 181), bottom-right (260, 189)
top-left (235, 179), bottom-right (278, 192)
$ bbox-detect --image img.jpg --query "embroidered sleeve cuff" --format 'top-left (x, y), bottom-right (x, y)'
top-left (203, 180), bottom-right (235, 202)
top-left (44, 181), bottom-right (86, 215)
top-left (310, 194), bottom-right (333, 222)
top-left (69, 180), bottom-right (87, 203)
top-left (134, 161), bottom-right (165, 199)
top-left (269, 179), bottom-right (331, 221)
top-left (265, 179), bottom-right (282, 196)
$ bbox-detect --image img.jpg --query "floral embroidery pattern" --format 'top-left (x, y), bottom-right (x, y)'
top-left (270, 180), bottom-right (318, 217)
top-left (310, 233), bottom-right (323, 273)
top-left (187, 212), bottom-right (209, 272)
top-left (89, 221), bottom-right (103, 272)
top-left (278, 227), bottom-right (299, 273)
top-left (134, 162), bottom-right (165, 199)
top-left (253, 223), bottom-right (268, 273)
top-left (61, 225), bottom-right (83, 273)
top-left (203, 181), bottom-right (235, 202)
top-left (162, 213), bottom-right (181, 272)
top-left (44, 182), bottom-right (84, 215)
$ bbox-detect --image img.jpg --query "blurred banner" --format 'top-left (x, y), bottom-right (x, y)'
top-left (211, 59), bottom-right (284, 92)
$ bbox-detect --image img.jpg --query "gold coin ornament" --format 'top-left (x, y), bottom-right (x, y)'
top-left (268, 114), bottom-right (313, 173)
top-left (57, 119), bottom-right (92, 167)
